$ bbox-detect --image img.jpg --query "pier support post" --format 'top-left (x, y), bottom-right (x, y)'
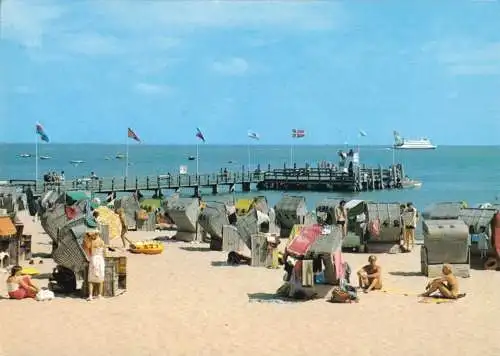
top-left (212, 184), bottom-right (218, 195)
top-left (242, 182), bottom-right (251, 192)
top-left (194, 186), bottom-right (200, 198)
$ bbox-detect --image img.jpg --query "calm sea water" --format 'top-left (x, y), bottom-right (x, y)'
top-left (1, 143), bottom-right (500, 210)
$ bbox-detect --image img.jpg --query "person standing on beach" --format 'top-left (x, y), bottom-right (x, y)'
top-left (82, 232), bottom-right (105, 301)
top-left (117, 208), bottom-right (129, 248)
top-left (335, 200), bottom-right (348, 238)
top-left (402, 202), bottom-right (418, 252)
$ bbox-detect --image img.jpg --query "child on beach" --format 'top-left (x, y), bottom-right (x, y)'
top-left (357, 255), bottom-right (382, 293)
top-left (117, 208), bottom-right (129, 248)
top-left (6, 265), bottom-right (40, 299)
top-left (82, 231), bottom-right (106, 301)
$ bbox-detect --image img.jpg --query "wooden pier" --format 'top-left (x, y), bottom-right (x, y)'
top-left (5, 164), bottom-right (404, 195)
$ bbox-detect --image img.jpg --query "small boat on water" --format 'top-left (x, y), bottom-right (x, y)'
top-left (188, 156), bottom-right (196, 161)
top-left (116, 153), bottom-right (126, 159)
top-left (70, 160), bottom-right (85, 165)
top-left (19, 153), bottom-right (32, 158)
top-left (402, 177), bottom-right (422, 189)
top-left (40, 156), bottom-right (51, 160)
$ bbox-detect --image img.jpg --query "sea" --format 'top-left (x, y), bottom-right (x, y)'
top-left (1, 143), bottom-right (500, 211)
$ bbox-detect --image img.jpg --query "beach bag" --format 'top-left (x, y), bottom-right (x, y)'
top-left (36, 289), bottom-right (55, 301)
top-left (329, 286), bottom-right (351, 303)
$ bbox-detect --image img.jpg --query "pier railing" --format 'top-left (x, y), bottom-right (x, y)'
top-left (7, 165), bottom-right (403, 194)
top-left (10, 171), bottom-right (265, 194)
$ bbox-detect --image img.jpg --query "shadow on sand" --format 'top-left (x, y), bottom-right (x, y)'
top-left (180, 246), bottom-right (211, 252)
top-left (32, 273), bottom-right (52, 280)
top-left (389, 271), bottom-right (424, 277)
top-left (32, 252), bottom-right (52, 259)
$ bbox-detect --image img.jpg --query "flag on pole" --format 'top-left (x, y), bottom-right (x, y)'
top-left (291, 129), bottom-right (305, 138)
top-left (128, 128), bottom-right (141, 142)
top-left (248, 131), bottom-right (260, 140)
top-left (35, 122), bottom-right (50, 142)
top-left (195, 127), bottom-right (205, 142)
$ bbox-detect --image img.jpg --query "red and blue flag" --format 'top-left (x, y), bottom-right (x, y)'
top-left (36, 122), bottom-right (49, 142)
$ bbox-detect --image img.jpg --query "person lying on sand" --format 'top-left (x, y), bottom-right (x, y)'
top-left (6, 265), bottom-right (40, 300)
top-left (357, 255), bottom-right (382, 293)
top-left (420, 264), bottom-right (464, 299)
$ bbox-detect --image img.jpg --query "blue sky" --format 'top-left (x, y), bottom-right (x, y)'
top-left (1, 0), bottom-right (500, 145)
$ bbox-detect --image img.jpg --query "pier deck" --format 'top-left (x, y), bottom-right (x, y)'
top-left (5, 165), bottom-right (404, 195)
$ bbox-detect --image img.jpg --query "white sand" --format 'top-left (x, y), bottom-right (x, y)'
top-left (1, 212), bottom-right (500, 356)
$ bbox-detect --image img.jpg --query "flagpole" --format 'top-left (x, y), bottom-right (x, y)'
top-left (247, 143), bottom-right (251, 172)
top-left (125, 137), bottom-right (129, 178)
top-left (290, 143), bottom-right (293, 167)
top-left (196, 143), bottom-right (199, 177)
top-left (35, 132), bottom-right (38, 182)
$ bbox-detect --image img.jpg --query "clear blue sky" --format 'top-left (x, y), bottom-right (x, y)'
top-left (1, 0), bottom-right (500, 145)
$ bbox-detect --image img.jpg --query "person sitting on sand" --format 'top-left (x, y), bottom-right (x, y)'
top-left (357, 255), bottom-right (382, 293)
top-left (421, 264), bottom-right (463, 299)
top-left (6, 265), bottom-right (39, 300)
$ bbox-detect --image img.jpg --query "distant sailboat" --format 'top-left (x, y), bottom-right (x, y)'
top-left (40, 155), bottom-right (51, 160)
top-left (19, 153), bottom-right (31, 158)
top-left (188, 156), bottom-right (196, 161)
top-left (116, 153), bottom-right (126, 159)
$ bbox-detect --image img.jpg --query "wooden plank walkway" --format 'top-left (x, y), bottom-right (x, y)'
top-left (6, 164), bottom-right (404, 195)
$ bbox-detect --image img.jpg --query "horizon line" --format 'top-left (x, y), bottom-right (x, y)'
top-left (0, 142), bottom-right (499, 147)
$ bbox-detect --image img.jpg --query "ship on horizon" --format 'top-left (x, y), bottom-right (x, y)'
top-left (393, 131), bottom-right (436, 150)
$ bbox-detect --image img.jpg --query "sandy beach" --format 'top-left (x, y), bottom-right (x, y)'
top-left (1, 212), bottom-right (500, 356)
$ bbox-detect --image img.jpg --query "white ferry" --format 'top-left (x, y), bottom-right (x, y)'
top-left (393, 131), bottom-right (436, 150)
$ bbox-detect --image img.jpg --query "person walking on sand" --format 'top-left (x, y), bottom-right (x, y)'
top-left (82, 231), bottom-right (106, 301)
top-left (357, 255), bottom-right (382, 293)
top-left (402, 202), bottom-right (418, 252)
top-left (421, 264), bottom-right (464, 299)
top-left (117, 208), bottom-right (130, 248)
top-left (335, 200), bottom-right (348, 238)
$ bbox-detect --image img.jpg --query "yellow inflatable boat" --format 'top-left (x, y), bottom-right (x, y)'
top-left (129, 240), bottom-right (165, 255)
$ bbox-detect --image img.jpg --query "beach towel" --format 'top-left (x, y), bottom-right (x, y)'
top-left (418, 293), bottom-right (466, 304)
top-left (287, 224), bottom-right (322, 256)
top-left (334, 249), bottom-right (345, 280)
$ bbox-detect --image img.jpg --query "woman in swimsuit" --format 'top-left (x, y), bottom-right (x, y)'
top-left (335, 200), bottom-right (348, 238)
top-left (6, 265), bottom-right (39, 300)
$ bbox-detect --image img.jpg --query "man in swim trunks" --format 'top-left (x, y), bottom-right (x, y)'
top-left (421, 264), bottom-right (461, 299)
top-left (357, 255), bottom-right (382, 293)
top-left (335, 200), bottom-right (348, 238)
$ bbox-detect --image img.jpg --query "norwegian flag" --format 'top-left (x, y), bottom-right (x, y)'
top-left (195, 127), bottom-right (205, 142)
top-left (128, 128), bottom-right (141, 142)
top-left (291, 129), bottom-right (305, 138)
